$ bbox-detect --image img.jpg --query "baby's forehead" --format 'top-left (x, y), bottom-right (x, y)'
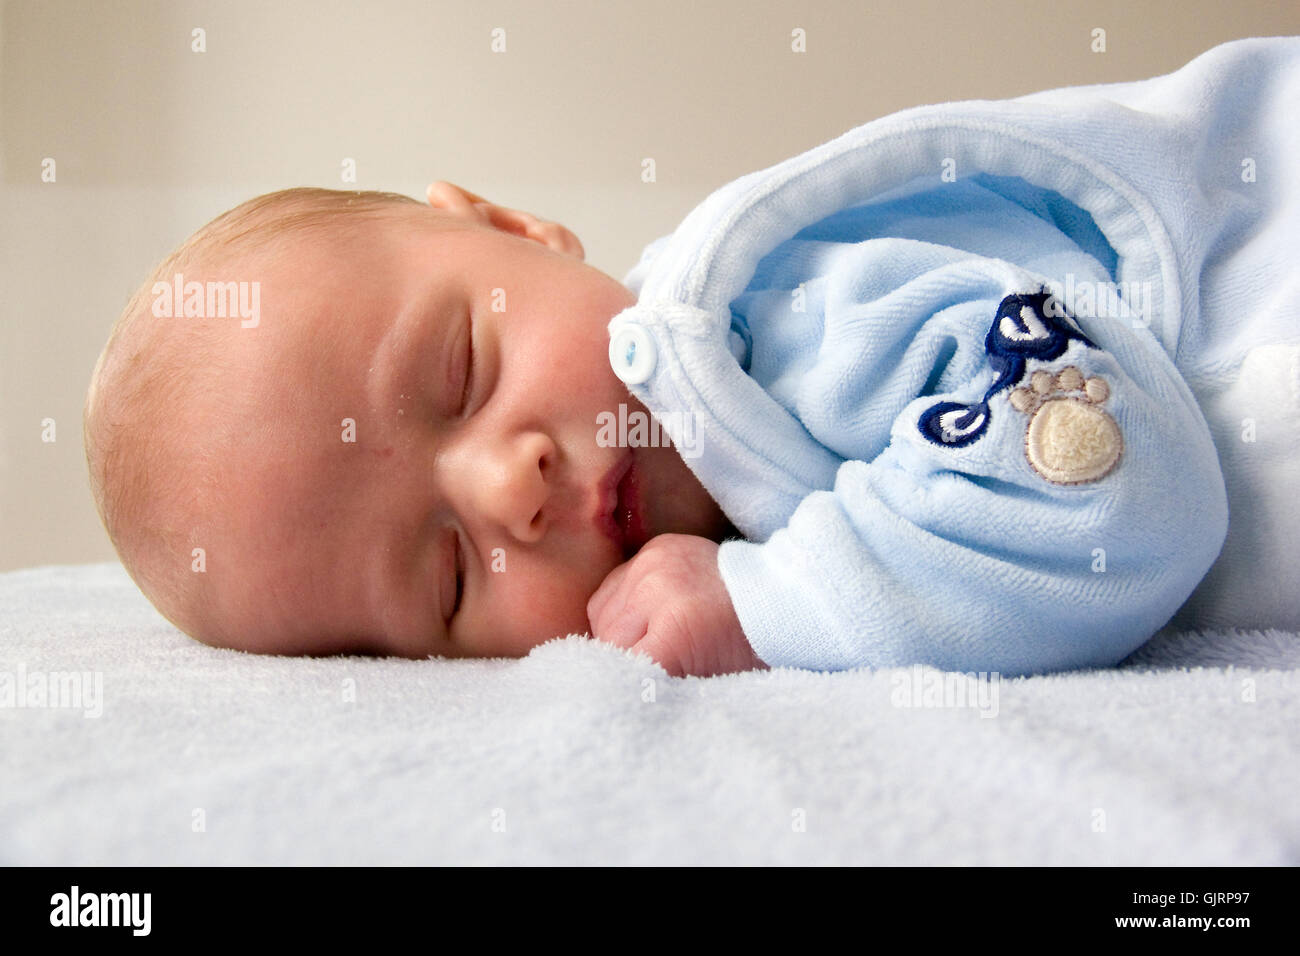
top-left (260, 213), bottom-right (461, 319)
top-left (183, 206), bottom-right (481, 482)
top-left (213, 238), bottom-right (419, 452)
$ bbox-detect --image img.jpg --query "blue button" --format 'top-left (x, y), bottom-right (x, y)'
top-left (609, 324), bottom-right (656, 385)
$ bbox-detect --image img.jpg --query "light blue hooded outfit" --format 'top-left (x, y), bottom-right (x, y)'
top-left (607, 38), bottom-right (1300, 675)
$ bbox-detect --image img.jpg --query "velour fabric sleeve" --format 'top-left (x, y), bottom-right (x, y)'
top-left (716, 241), bottom-right (1227, 675)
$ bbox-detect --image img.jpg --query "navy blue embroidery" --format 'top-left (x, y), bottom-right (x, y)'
top-left (917, 291), bottom-right (1094, 448)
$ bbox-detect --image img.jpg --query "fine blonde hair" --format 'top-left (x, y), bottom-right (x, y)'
top-left (83, 187), bottom-right (428, 640)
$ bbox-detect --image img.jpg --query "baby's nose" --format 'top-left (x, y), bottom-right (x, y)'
top-left (469, 431), bottom-right (555, 543)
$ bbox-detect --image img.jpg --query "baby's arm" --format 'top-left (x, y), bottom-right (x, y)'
top-left (587, 534), bottom-right (766, 677)
top-left (717, 287), bottom-right (1227, 677)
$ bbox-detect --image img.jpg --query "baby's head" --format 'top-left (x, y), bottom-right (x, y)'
top-left (84, 183), bottom-right (730, 658)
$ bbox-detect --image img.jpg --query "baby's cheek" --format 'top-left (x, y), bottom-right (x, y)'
top-left (490, 557), bottom-right (604, 653)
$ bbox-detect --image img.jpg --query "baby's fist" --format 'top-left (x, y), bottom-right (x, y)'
top-left (587, 534), bottom-right (767, 678)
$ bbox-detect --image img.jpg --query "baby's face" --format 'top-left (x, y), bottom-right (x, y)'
top-left (202, 206), bottom-right (731, 657)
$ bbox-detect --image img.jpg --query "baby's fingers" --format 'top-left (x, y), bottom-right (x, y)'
top-left (586, 561), bottom-right (629, 630)
top-left (586, 562), bottom-right (644, 649)
top-left (628, 632), bottom-right (687, 678)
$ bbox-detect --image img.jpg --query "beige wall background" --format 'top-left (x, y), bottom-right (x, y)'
top-left (2, 0), bottom-right (1298, 572)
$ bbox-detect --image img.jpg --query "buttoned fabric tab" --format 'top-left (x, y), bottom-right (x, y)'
top-left (609, 323), bottom-right (657, 384)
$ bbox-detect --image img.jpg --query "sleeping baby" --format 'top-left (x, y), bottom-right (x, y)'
top-left (83, 37), bottom-right (1300, 677)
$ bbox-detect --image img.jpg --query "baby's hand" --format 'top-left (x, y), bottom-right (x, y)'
top-left (586, 534), bottom-right (768, 678)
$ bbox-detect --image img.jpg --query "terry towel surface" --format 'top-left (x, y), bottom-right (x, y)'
top-left (2, 563), bottom-right (1298, 865)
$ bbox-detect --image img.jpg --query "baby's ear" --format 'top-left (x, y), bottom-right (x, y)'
top-left (424, 180), bottom-right (585, 260)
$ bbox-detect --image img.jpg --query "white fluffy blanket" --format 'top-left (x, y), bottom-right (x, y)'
top-left (1, 563), bottom-right (1296, 864)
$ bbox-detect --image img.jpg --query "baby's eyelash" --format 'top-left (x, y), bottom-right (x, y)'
top-left (459, 316), bottom-right (474, 414)
top-left (452, 529), bottom-right (465, 619)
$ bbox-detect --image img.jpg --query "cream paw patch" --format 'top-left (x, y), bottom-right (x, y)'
top-left (1009, 366), bottom-right (1123, 485)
